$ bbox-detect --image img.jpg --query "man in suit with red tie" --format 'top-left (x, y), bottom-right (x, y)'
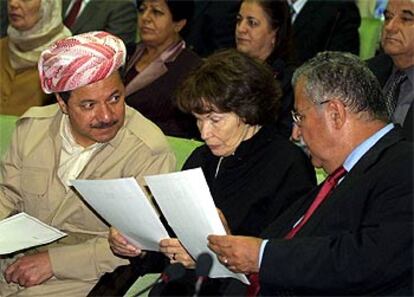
top-left (208, 51), bottom-right (413, 296)
top-left (368, 0), bottom-right (414, 142)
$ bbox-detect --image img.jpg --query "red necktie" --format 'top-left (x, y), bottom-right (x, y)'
top-left (246, 166), bottom-right (347, 296)
top-left (64, 0), bottom-right (83, 29)
top-left (285, 165), bottom-right (347, 239)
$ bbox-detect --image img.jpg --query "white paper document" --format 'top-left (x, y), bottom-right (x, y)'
top-left (0, 212), bottom-right (67, 255)
top-left (145, 168), bottom-right (250, 285)
top-left (72, 177), bottom-right (169, 251)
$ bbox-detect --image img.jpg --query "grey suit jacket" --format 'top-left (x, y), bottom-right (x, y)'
top-left (62, 0), bottom-right (137, 47)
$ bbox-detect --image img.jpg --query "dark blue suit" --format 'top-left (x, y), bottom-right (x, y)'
top-left (260, 127), bottom-right (413, 296)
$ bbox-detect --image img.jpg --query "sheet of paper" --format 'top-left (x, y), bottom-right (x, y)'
top-left (145, 168), bottom-right (250, 285)
top-left (72, 177), bottom-right (169, 251)
top-left (0, 212), bottom-right (66, 255)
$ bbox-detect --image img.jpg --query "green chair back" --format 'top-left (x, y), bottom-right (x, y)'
top-left (359, 17), bottom-right (383, 60)
top-left (165, 136), bottom-right (203, 170)
top-left (0, 115), bottom-right (18, 159)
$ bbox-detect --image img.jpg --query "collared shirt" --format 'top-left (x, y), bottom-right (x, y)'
top-left (384, 66), bottom-right (414, 126)
top-left (64, 0), bottom-right (91, 19)
top-left (288, 0), bottom-right (308, 23)
top-left (258, 123), bottom-right (395, 267)
top-left (57, 115), bottom-right (104, 189)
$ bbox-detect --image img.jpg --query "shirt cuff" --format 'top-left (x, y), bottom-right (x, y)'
top-left (258, 239), bottom-right (269, 268)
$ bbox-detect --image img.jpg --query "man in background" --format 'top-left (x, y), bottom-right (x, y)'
top-left (368, 0), bottom-right (414, 141)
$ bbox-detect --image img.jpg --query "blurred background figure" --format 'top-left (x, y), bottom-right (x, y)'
top-left (124, 0), bottom-right (201, 139)
top-left (357, 0), bottom-right (388, 18)
top-left (0, 0), bottom-right (71, 116)
top-left (368, 0), bottom-right (413, 142)
top-left (0, 1), bottom-right (8, 37)
top-left (182, 0), bottom-right (240, 57)
top-left (62, 0), bottom-right (137, 50)
top-left (288, 0), bottom-right (361, 64)
top-left (235, 0), bottom-right (296, 137)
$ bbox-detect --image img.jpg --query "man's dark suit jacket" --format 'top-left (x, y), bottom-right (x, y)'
top-left (260, 127), bottom-right (413, 296)
top-left (368, 54), bottom-right (413, 141)
top-left (293, 0), bottom-right (361, 64)
top-left (182, 1), bottom-right (239, 57)
top-left (62, 0), bottom-right (137, 48)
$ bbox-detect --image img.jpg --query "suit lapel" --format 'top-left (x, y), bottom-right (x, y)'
top-left (70, 1), bottom-right (98, 33)
top-left (297, 128), bottom-right (404, 235)
top-left (193, 1), bottom-right (211, 20)
top-left (260, 186), bottom-right (320, 238)
top-left (62, 0), bottom-right (71, 14)
top-left (403, 104), bottom-right (413, 141)
top-left (375, 55), bottom-right (394, 87)
top-left (292, 0), bottom-right (319, 33)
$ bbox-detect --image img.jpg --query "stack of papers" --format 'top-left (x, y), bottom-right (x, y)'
top-left (0, 213), bottom-right (66, 255)
top-left (72, 168), bottom-right (249, 284)
top-left (72, 177), bottom-right (170, 251)
top-left (146, 168), bottom-right (249, 284)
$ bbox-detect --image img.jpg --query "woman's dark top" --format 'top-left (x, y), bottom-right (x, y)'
top-left (124, 46), bottom-right (202, 139)
top-left (88, 124), bottom-right (316, 296)
top-left (183, 123), bottom-right (316, 236)
top-left (156, 124), bottom-right (317, 296)
top-left (268, 57), bottom-right (296, 139)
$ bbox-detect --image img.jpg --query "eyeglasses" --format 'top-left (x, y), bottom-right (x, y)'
top-left (291, 100), bottom-right (330, 125)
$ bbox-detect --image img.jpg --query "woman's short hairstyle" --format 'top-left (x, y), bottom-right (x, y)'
top-left (176, 49), bottom-right (282, 125)
top-left (136, 0), bottom-right (194, 23)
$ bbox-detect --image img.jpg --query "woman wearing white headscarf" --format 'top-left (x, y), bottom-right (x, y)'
top-left (0, 0), bottom-right (71, 116)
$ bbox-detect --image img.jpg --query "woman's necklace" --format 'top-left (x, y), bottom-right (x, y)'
top-left (214, 156), bottom-right (224, 179)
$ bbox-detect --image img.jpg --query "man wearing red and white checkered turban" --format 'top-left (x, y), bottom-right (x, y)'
top-left (39, 31), bottom-right (126, 94)
top-left (0, 31), bottom-right (175, 297)
top-left (37, 30), bottom-right (127, 147)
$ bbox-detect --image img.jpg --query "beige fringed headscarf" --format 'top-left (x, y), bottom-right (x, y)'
top-left (7, 0), bottom-right (72, 70)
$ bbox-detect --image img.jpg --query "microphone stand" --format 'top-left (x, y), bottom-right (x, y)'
top-left (193, 253), bottom-right (213, 297)
top-left (133, 262), bottom-right (185, 297)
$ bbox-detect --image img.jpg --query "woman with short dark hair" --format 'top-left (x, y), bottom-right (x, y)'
top-left (124, 0), bottom-right (201, 138)
top-left (108, 49), bottom-right (316, 296)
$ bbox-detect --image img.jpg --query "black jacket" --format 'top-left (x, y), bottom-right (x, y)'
top-left (293, 0), bottom-right (361, 64)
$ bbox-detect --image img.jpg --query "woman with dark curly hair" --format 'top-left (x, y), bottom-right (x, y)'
top-left (123, 0), bottom-right (202, 138)
top-left (236, 0), bottom-right (296, 138)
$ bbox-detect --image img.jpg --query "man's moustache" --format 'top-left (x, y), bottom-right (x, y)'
top-left (91, 120), bottom-right (118, 129)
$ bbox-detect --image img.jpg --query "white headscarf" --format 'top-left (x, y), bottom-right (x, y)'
top-left (7, 0), bottom-right (72, 70)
